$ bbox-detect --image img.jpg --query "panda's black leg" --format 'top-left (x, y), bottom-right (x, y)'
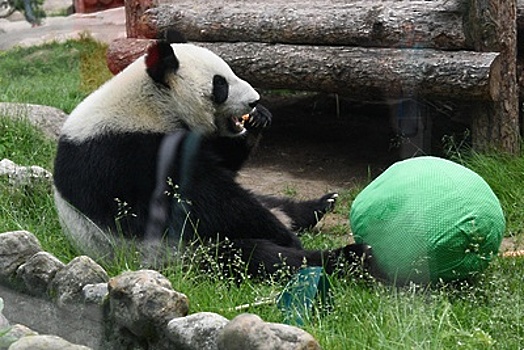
top-left (257, 192), bottom-right (339, 232)
top-left (219, 239), bottom-right (371, 278)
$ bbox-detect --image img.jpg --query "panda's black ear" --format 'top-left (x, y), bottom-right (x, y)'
top-left (145, 41), bottom-right (180, 87)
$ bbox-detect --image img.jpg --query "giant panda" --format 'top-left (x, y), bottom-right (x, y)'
top-left (53, 37), bottom-right (371, 277)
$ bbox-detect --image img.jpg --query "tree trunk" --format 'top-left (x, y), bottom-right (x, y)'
top-left (138, 0), bottom-right (467, 50)
top-left (106, 38), bottom-right (150, 75)
top-left (464, 0), bottom-right (520, 154)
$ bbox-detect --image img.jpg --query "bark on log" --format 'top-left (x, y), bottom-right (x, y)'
top-left (203, 42), bottom-right (501, 101)
top-left (138, 0), bottom-right (467, 50)
top-left (518, 0), bottom-right (524, 53)
top-left (106, 38), bottom-right (151, 75)
top-left (518, 1), bottom-right (524, 100)
top-left (124, 0), bottom-right (158, 38)
top-left (106, 38), bottom-right (501, 102)
top-left (464, 0), bottom-right (520, 154)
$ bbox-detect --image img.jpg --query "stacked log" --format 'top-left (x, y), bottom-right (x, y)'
top-left (112, 0), bottom-right (520, 153)
top-left (139, 1), bottom-right (468, 49)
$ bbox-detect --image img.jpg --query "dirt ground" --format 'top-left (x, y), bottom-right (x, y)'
top-left (239, 92), bottom-right (400, 197)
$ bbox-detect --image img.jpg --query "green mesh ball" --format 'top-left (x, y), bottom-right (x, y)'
top-left (350, 156), bottom-right (505, 284)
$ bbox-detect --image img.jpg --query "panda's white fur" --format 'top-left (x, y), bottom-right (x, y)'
top-left (61, 44), bottom-right (259, 142)
top-left (54, 195), bottom-right (122, 261)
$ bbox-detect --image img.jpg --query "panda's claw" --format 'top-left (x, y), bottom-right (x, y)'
top-left (326, 193), bottom-right (338, 204)
top-left (321, 192), bottom-right (338, 212)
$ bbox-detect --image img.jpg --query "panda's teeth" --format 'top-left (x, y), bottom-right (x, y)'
top-left (230, 116), bottom-right (246, 133)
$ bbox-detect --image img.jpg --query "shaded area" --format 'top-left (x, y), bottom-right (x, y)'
top-left (241, 92), bottom-right (467, 196)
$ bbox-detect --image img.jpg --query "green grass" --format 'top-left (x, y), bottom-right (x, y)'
top-left (0, 115), bottom-right (77, 262)
top-left (459, 152), bottom-right (524, 238)
top-left (0, 38), bottom-right (523, 349)
top-left (0, 33), bottom-right (112, 113)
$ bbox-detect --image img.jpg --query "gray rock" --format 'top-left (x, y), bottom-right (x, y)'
top-left (49, 256), bottom-right (108, 306)
top-left (0, 297), bottom-right (8, 330)
top-left (0, 324), bottom-right (37, 350)
top-left (16, 252), bottom-right (65, 297)
top-left (0, 231), bottom-right (42, 280)
top-left (107, 270), bottom-right (189, 338)
top-left (0, 314), bottom-right (8, 333)
top-left (0, 159), bottom-right (52, 187)
top-left (7, 334), bottom-right (92, 350)
top-left (0, 103), bottom-right (67, 140)
top-left (82, 283), bottom-right (108, 304)
top-left (217, 313), bottom-right (321, 350)
top-left (166, 312), bottom-right (229, 350)
top-left (1, 285), bottom-right (103, 350)
top-left (266, 322), bottom-right (322, 350)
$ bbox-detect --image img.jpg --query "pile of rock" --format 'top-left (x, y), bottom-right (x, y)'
top-left (0, 229), bottom-right (321, 349)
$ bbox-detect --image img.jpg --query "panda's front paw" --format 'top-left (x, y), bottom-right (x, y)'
top-left (245, 104), bottom-right (272, 131)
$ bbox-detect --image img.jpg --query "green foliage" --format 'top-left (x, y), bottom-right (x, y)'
top-left (456, 151), bottom-right (524, 237)
top-left (0, 34), bottom-right (112, 113)
top-left (0, 115), bottom-right (55, 167)
top-left (0, 114), bottom-right (78, 261)
top-left (306, 256), bottom-right (523, 349)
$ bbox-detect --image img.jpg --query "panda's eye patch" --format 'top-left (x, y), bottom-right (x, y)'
top-left (212, 75), bottom-right (229, 104)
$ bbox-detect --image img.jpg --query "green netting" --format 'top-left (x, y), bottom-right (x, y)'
top-left (350, 156), bottom-right (505, 284)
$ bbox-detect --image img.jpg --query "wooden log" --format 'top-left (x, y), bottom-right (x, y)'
top-left (124, 0), bottom-right (158, 38)
top-left (464, 0), bottom-right (520, 154)
top-left (106, 38), bottom-right (501, 102)
top-left (518, 0), bottom-right (524, 52)
top-left (138, 0), bottom-right (468, 50)
top-left (202, 43), bottom-right (502, 101)
top-left (106, 38), bottom-right (151, 75)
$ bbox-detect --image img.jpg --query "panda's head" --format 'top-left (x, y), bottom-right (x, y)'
top-left (61, 40), bottom-right (260, 140)
top-left (144, 40), bottom-right (259, 136)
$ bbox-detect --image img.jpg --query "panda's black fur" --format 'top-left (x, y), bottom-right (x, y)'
top-left (144, 125), bottom-right (371, 277)
top-left (53, 37), bottom-right (371, 278)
